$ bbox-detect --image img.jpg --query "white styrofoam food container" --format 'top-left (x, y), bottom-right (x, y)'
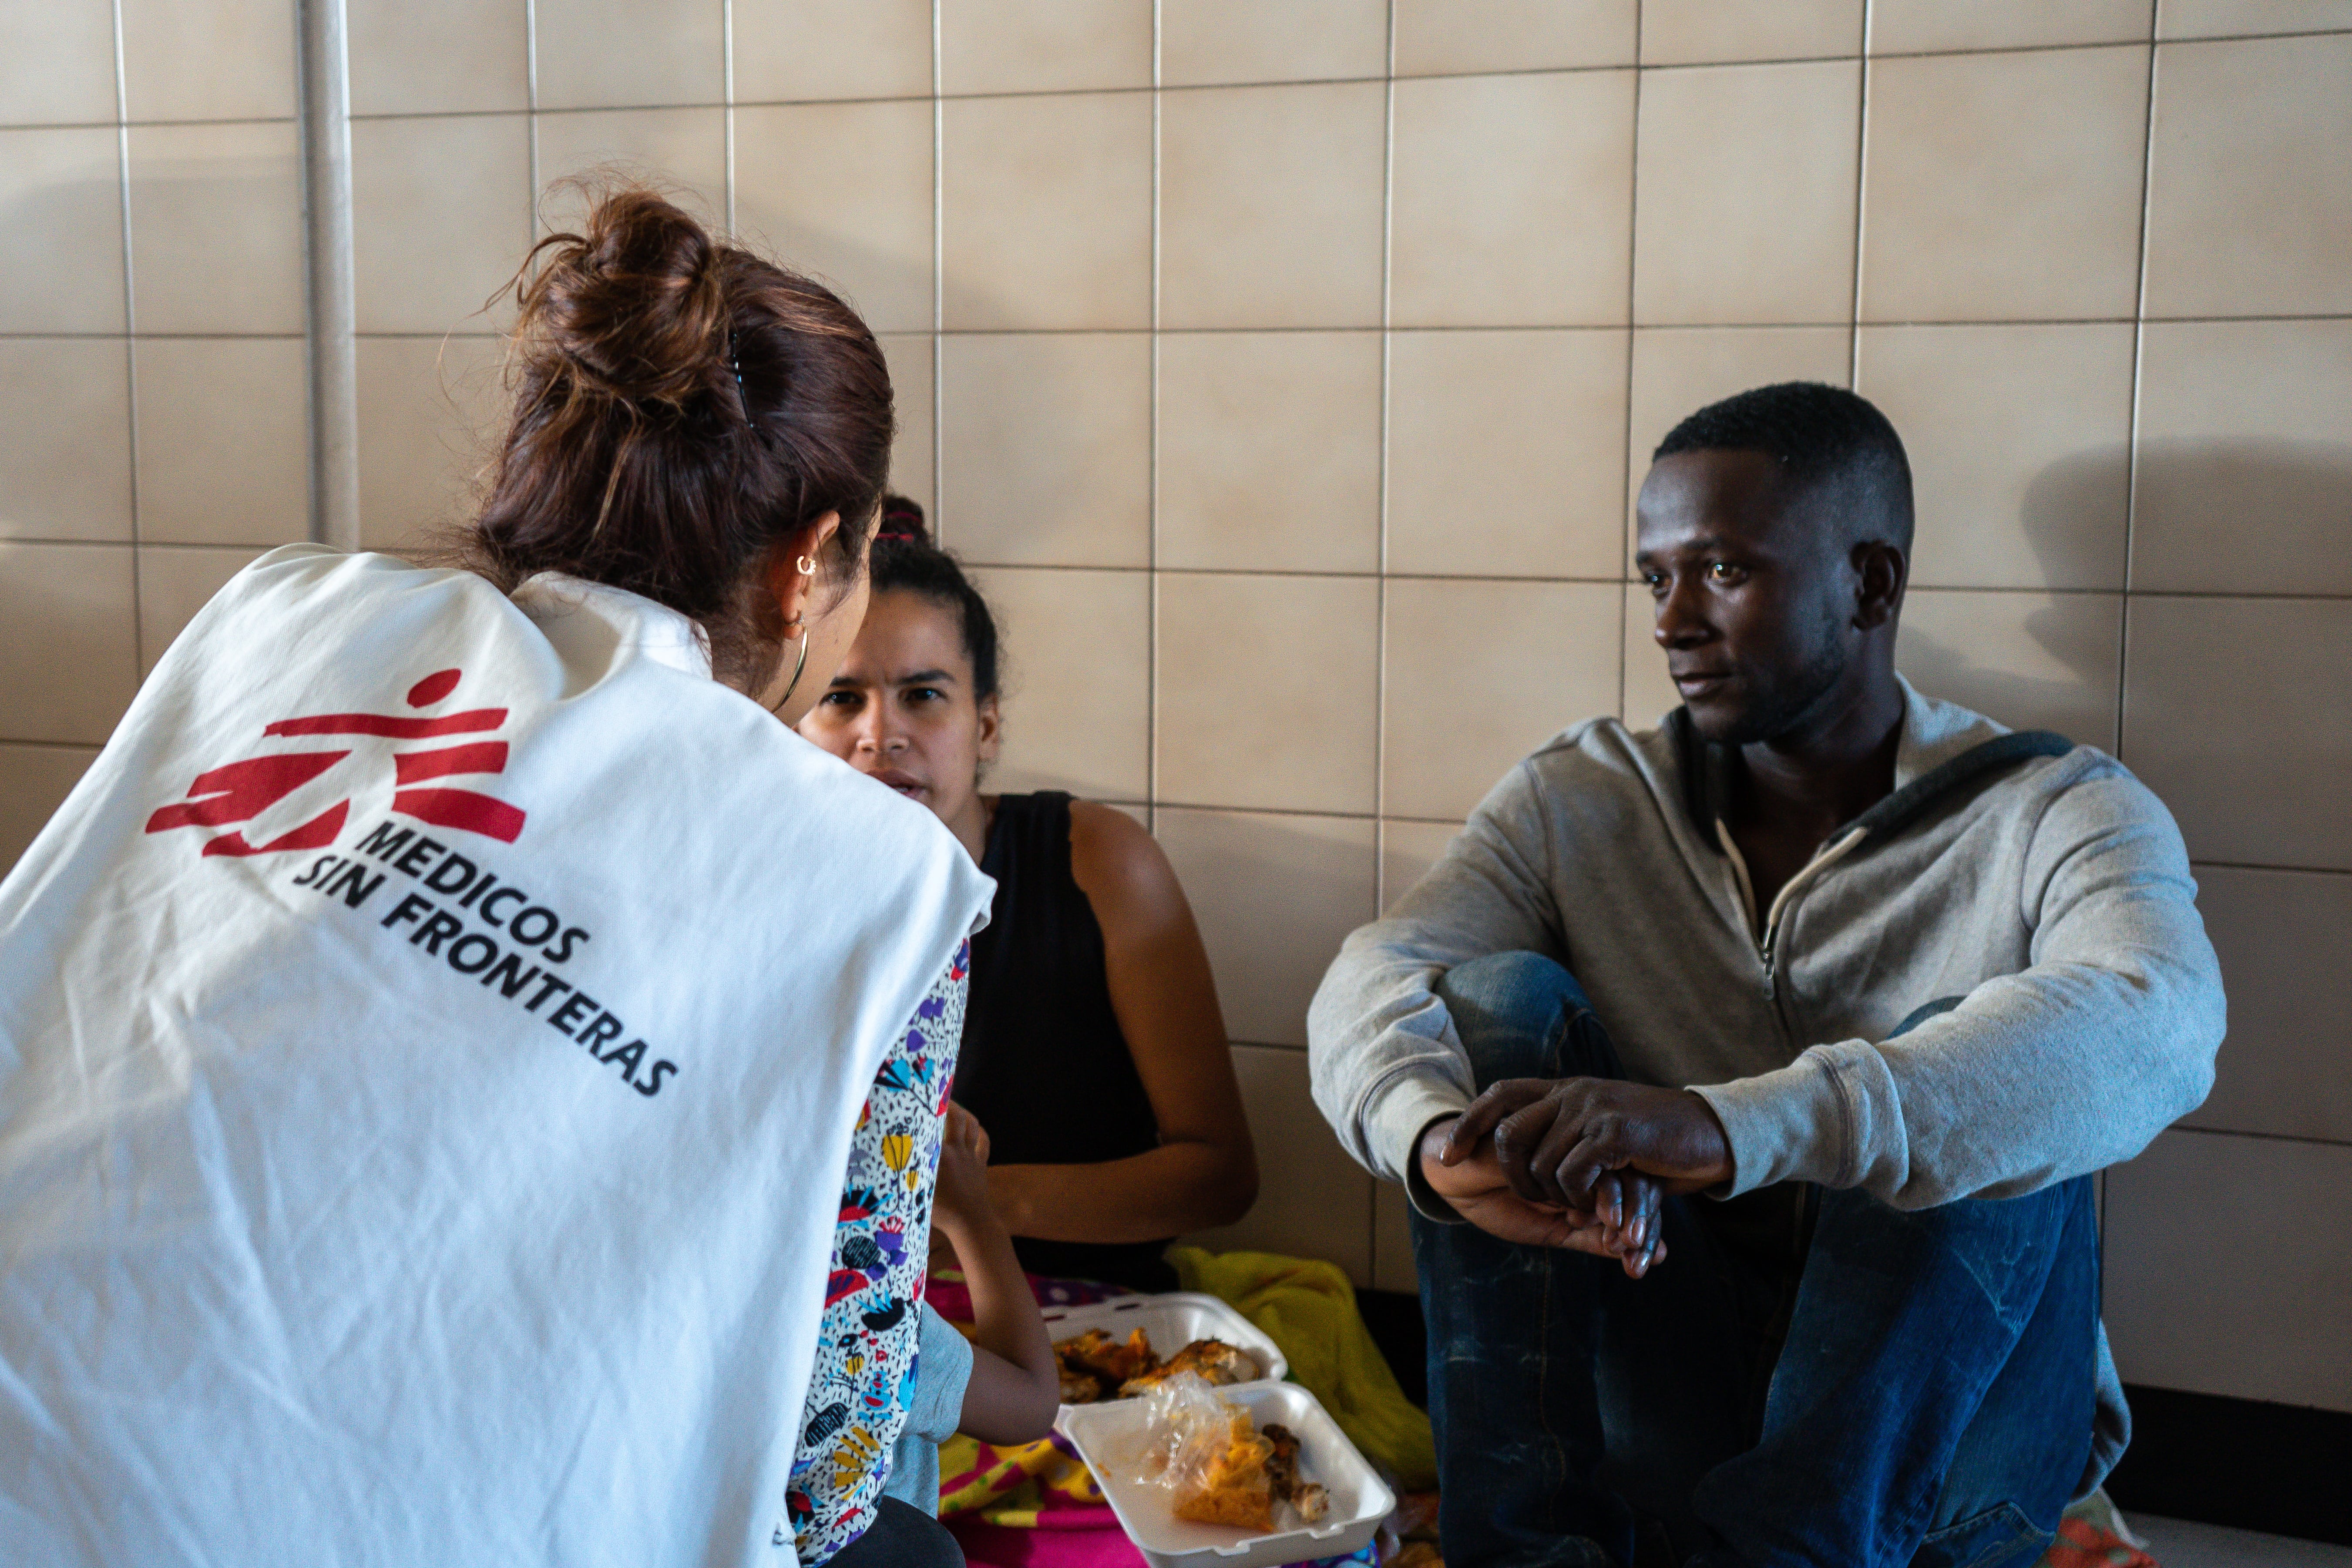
top-left (1040, 1291), bottom-right (1290, 1401)
top-left (1057, 1379), bottom-right (1394, 1568)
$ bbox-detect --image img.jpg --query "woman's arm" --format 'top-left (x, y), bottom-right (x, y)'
top-left (984, 800), bottom-right (1259, 1244)
top-left (933, 1106), bottom-right (1060, 1444)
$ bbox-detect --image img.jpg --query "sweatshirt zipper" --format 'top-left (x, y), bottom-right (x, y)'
top-left (1714, 823), bottom-right (1869, 996)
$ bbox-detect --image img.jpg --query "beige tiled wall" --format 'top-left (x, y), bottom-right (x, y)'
top-left (2, 0), bottom-right (2348, 1411)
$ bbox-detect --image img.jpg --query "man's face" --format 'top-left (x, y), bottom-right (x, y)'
top-left (1633, 449), bottom-right (1855, 747)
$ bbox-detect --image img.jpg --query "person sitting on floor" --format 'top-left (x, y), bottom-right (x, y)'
top-left (1307, 382), bottom-right (2225, 1568)
top-left (799, 499), bottom-right (1257, 1292)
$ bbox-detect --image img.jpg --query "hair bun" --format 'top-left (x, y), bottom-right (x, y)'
top-left (519, 183), bottom-right (731, 410)
top-left (874, 494), bottom-right (933, 548)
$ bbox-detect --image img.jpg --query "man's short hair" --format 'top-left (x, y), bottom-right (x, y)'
top-left (1653, 382), bottom-right (1915, 552)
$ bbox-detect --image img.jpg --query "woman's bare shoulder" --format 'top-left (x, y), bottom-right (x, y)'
top-left (1065, 799), bottom-right (1188, 928)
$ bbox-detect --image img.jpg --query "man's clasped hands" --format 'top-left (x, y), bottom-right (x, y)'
top-left (1419, 1079), bottom-right (1739, 1277)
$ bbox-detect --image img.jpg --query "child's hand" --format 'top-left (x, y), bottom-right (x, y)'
top-left (934, 1102), bottom-right (994, 1234)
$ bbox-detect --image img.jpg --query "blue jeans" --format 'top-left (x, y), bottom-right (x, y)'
top-left (1413, 953), bottom-right (2098, 1568)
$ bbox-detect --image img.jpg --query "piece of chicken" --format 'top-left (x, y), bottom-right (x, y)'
top-left (1055, 1326), bottom-right (1159, 1401)
top-left (1118, 1338), bottom-right (1257, 1397)
top-left (1260, 1423), bottom-right (1329, 1522)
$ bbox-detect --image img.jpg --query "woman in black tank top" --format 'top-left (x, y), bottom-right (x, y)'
top-left (797, 500), bottom-right (1257, 1290)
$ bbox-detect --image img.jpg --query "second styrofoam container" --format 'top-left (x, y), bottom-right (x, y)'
top-left (1040, 1291), bottom-right (1289, 1402)
top-left (1058, 1379), bottom-right (1394, 1568)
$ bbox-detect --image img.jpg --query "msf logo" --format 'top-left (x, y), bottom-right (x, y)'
top-left (146, 668), bottom-right (527, 857)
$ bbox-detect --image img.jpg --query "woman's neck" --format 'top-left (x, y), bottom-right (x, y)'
top-left (946, 792), bottom-right (995, 865)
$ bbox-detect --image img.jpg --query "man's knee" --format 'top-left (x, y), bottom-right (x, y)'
top-left (1436, 950), bottom-right (1601, 1088)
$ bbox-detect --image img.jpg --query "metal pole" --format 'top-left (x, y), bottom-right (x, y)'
top-left (298, 0), bottom-right (360, 551)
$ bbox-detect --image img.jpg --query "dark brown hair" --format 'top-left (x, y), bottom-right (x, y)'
top-left (869, 496), bottom-right (1001, 702)
top-left (458, 182), bottom-right (894, 687)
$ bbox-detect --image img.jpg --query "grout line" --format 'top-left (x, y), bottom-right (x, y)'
top-left (721, 0), bottom-right (736, 233)
top-left (931, 0), bottom-right (944, 528)
top-left (523, 0), bottom-right (540, 231)
top-left (1372, 0), bottom-right (1394, 912)
top-left (1146, 0), bottom-right (1162, 831)
top-left (1849, 0), bottom-right (1872, 385)
top-left (2166, 1124), bottom-right (2352, 1153)
top-left (2117, 30), bottom-right (2162, 764)
top-left (2187, 858), bottom-right (2352, 877)
top-left (111, 0), bottom-right (143, 674)
top-left (1616, 0), bottom-right (1642, 720)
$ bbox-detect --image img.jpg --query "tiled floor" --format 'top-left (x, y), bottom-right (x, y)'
top-left (2138, 1517), bottom-right (2352, 1568)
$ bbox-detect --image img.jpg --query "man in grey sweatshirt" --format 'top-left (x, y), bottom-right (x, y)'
top-left (1307, 383), bottom-right (2223, 1568)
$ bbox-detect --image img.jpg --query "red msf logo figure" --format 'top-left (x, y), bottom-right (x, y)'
top-left (147, 668), bottom-right (527, 857)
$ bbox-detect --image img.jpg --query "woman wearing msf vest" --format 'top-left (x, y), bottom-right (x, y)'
top-left (0, 185), bottom-right (1000, 1567)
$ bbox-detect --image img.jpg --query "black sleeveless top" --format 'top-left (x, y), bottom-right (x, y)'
top-left (954, 792), bottom-right (1176, 1292)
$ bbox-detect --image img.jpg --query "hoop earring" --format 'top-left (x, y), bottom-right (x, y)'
top-left (796, 554), bottom-right (816, 576)
top-left (769, 623), bottom-right (812, 716)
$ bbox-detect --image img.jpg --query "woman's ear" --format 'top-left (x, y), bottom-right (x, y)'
top-left (975, 693), bottom-right (1004, 766)
top-left (758, 510), bottom-right (846, 632)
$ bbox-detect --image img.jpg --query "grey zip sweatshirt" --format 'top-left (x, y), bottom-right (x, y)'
top-left (1307, 678), bottom-right (2224, 1487)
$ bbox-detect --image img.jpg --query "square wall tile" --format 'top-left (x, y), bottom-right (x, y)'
top-left (2157, 0), bottom-right (2352, 39)
top-left (534, 107), bottom-right (729, 234)
top-left (0, 127), bottom-right (126, 333)
top-left (1154, 808), bottom-right (1378, 1047)
top-left (1640, 0), bottom-right (1862, 65)
top-left (0, 542), bottom-right (138, 744)
top-left (1381, 819), bottom-right (1463, 913)
top-left (941, 92), bottom-right (1152, 331)
top-left (1394, 0), bottom-right (1636, 75)
top-left (134, 338), bottom-right (309, 547)
top-left (1898, 590), bottom-right (2122, 749)
top-left (2133, 320), bottom-right (2352, 597)
top-left (2184, 866), bottom-right (2351, 1144)
top-left (2145, 34), bottom-right (2352, 319)
top-left (0, 743), bottom-right (99, 875)
top-left (348, 0), bottom-right (529, 116)
top-left (138, 546), bottom-right (267, 674)
top-left (878, 334), bottom-right (935, 517)
top-left (937, 333), bottom-right (1150, 567)
top-left (126, 121), bottom-right (305, 335)
top-left (1163, 0), bottom-right (1388, 85)
top-left (351, 114), bottom-right (532, 336)
top-left (733, 0), bottom-right (934, 103)
top-left (1633, 60), bottom-right (1859, 326)
top-left (0, 339), bottom-right (131, 543)
top-left (1156, 332), bottom-right (1381, 574)
top-left (1371, 1177), bottom-right (1417, 1295)
top-left (1870, 0), bottom-right (2152, 53)
top-left (1626, 326), bottom-right (1852, 539)
top-left (967, 566), bottom-right (1150, 799)
top-left (1392, 70), bottom-right (1634, 328)
top-left (1856, 324), bottom-right (2135, 591)
top-left (2125, 596), bottom-right (2352, 870)
top-left (1160, 81), bottom-right (1387, 330)
top-left (0, 0), bottom-right (118, 125)
top-left (2106, 1130), bottom-right (2352, 1412)
top-left (1387, 329), bottom-right (1630, 580)
top-left (1861, 46), bottom-right (2150, 322)
top-left (939, 0), bottom-right (1153, 94)
top-left (1620, 581), bottom-right (1684, 728)
top-left (1187, 1044), bottom-right (1374, 1284)
top-left (119, 0), bottom-right (295, 121)
top-left (1157, 573), bottom-right (1379, 815)
top-left (1384, 579), bottom-right (1620, 821)
top-left (736, 98), bottom-right (934, 335)
top-left (355, 335), bottom-right (507, 550)
top-left (532, 0), bottom-right (723, 111)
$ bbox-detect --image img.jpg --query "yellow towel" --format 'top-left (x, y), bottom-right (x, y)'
top-left (1169, 1246), bottom-right (1439, 1491)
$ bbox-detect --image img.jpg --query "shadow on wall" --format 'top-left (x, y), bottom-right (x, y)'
top-left (1896, 440), bottom-right (2352, 749)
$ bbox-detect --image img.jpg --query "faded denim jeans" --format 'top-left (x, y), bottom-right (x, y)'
top-left (1411, 952), bottom-right (2098, 1568)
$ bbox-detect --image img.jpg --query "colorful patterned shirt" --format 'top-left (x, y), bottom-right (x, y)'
top-left (781, 942), bottom-right (969, 1561)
